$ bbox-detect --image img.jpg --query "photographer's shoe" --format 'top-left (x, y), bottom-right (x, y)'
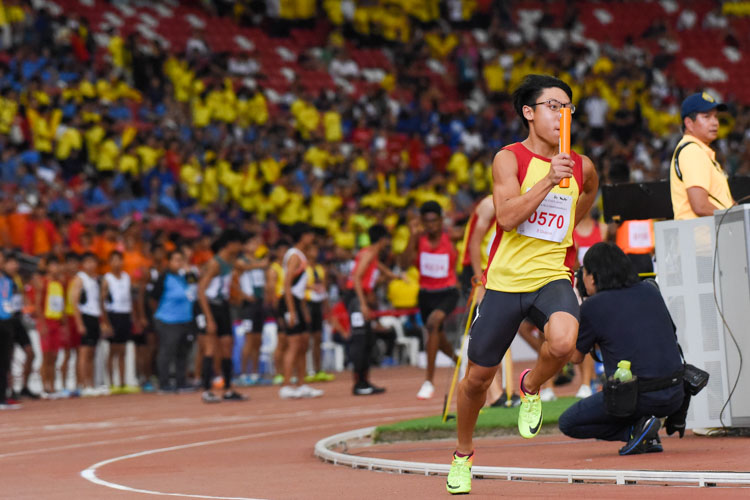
top-left (619, 416), bottom-right (661, 456)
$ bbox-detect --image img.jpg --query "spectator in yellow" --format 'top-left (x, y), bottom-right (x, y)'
top-left (96, 130), bottom-right (119, 173)
top-left (670, 93), bottom-right (734, 220)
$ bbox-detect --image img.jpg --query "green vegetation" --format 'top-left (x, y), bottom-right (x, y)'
top-left (374, 397), bottom-right (578, 443)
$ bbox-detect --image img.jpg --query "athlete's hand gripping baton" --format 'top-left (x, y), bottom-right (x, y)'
top-left (559, 107), bottom-right (571, 188)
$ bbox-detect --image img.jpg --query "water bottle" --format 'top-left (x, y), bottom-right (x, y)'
top-left (613, 360), bottom-right (633, 382)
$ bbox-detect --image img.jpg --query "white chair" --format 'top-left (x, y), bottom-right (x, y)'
top-left (378, 315), bottom-right (420, 366)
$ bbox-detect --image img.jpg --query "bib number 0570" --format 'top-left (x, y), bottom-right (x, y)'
top-left (527, 211), bottom-right (565, 229)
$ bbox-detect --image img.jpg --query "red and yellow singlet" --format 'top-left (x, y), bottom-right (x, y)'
top-left (484, 143), bottom-right (583, 293)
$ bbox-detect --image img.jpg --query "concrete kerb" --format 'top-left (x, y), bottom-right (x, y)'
top-left (314, 426), bottom-right (750, 487)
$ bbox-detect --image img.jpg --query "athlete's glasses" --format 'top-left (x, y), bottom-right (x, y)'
top-left (529, 99), bottom-right (576, 114)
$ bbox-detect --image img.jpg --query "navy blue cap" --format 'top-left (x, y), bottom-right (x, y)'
top-left (681, 92), bottom-right (727, 119)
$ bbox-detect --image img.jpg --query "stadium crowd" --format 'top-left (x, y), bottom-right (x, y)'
top-left (0, 0), bottom-right (748, 408)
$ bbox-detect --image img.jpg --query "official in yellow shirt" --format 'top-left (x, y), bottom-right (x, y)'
top-left (670, 92), bottom-right (734, 220)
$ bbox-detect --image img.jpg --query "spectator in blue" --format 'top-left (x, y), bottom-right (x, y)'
top-left (0, 251), bottom-right (20, 409)
top-left (151, 250), bottom-right (197, 391)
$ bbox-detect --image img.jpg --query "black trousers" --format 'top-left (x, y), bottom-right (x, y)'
top-left (155, 320), bottom-right (192, 389)
top-left (0, 319), bottom-right (14, 401)
top-left (559, 390), bottom-right (683, 442)
top-left (345, 292), bottom-right (375, 384)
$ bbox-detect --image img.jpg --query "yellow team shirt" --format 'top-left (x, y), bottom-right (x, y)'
top-left (485, 144), bottom-right (580, 293)
top-left (65, 279), bottom-right (76, 315)
top-left (270, 262), bottom-right (285, 299)
top-left (670, 134), bottom-right (733, 220)
top-left (56, 127), bottom-right (83, 160)
top-left (44, 281), bottom-right (65, 320)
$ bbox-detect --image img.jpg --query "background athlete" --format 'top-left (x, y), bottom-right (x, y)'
top-left (447, 74), bottom-right (599, 495)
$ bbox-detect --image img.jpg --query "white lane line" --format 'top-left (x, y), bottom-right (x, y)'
top-left (81, 415), bottom-right (412, 500)
top-left (1, 405), bottom-right (428, 459)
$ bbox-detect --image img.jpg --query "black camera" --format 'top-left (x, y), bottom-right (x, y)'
top-left (683, 363), bottom-right (709, 396)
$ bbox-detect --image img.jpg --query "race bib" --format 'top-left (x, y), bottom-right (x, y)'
top-left (420, 252), bottom-right (450, 279)
top-left (11, 295), bottom-right (22, 312)
top-left (628, 221), bottom-right (653, 249)
top-left (517, 192), bottom-right (572, 243)
top-left (350, 311), bottom-right (365, 328)
top-left (48, 296), bottom-right (64, 313)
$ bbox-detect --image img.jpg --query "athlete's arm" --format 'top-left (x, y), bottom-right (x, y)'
top-left (492, 149), bottom-right (574, 232)
top-left (197, 259), bottom-right (219, 335)
top-left (99, 277), bottom-right (112, 336)
top-left (264, 266), bottom-right (277, 306)
top-left (469, 196), bottom-right (494, 278)
top-left (284, 253), bottom-right (301, 326)
top-left (574, 155), bottom-right (599, 227)
top-left (70, 276), bottom-right (85, 333)
top-left (34, 280), bottom-right (47, 336)
top-left (400, 217), bottom-right (421, 269)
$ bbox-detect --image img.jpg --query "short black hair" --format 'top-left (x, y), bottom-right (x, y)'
top-left (65, 252), bottom-right (81, 262)
top-left (420, 201), bottom-right (442, 217)
top-left (167, 250), bottom-right (183, 261)
top-left (212, 229), bottom-right (243, 252)
top-left (290, 222), bottom-right (313, 243)
top-left (682, 111), bottom-right (698, 133)
top-left (582, 242), bottom-right (639, 292)
top-left (81, 252), bottom-right (98, 262)
top-left (368, 224), bottom-right (389, 244)
top-left (512, 74), bottom-right (573, 129)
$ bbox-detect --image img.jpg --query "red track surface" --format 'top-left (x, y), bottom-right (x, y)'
top-left (2, 365), bottom-right (747, 499)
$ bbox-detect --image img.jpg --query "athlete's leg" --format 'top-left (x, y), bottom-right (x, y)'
top-left (521, 311), bottom-right (578, 394)
top-left (456, 361), bottom-right (497, 454)
top-left (425, 309), bottom-right (453, 383)
top-left (219, 334), bottom-right (234, 389)
top-left (310, 331), bottom-right (322, 374)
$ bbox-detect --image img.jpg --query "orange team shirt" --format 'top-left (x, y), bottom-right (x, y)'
top-left (192, 249), bottom-right (213, 267)
top-left (8, 212), bottom-right (28, 249)
top-left (93, 236), bottom-right (118, 273)
top-left (123, 249), bottom-right (148, 282)
top-left (0, 214), bottom-right (11, 246)
top-left (26, 219), bottom-right (60, 255)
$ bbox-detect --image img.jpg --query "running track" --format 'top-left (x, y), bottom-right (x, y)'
top-left (2, 366), bottom-right (746, 499)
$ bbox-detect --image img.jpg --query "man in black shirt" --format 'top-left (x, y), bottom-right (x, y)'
top-left (559, 242), bottom-right (684, 455)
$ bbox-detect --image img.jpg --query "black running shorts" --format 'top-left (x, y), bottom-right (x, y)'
top-left (306, 301), bottom-right (324, 332)
top-left (107, 312), bottom-right (132, 344)
top-left (240, 300), bottom-right (265, 335)
top-left (81, 314), bottom-right (102, 347)
top-left (12, 315), bottom-right (30, 347)
top-left (209, 302), bottom-right (233, 337)
top-left (418, 287), bottom-right (459, 323)
top-left (467, 279), bottom-right (580, 368)
top-left (280, 296), bottom-right (308, 335)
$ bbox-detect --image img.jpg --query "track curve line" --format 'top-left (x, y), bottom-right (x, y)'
top-left (314, 427), bottom-right (750, 488)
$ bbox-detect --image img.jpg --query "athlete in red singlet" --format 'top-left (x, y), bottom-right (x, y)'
top-left (403, 201), bottom-right (460, 400)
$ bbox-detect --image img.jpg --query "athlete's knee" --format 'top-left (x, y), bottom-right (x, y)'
top-left (546, 331), bottom-right (576, 359)
top-left (425, 313), bottom-right (444, 333)
top-left (545, 317), bottom-right (578, 359)
top-left (461, 365), bottom-right (495, 395)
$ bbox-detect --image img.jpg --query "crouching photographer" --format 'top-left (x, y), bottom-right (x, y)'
top-left (559, 242), bottom-right (685, 456)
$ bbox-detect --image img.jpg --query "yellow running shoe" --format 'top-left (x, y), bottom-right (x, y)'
top-left (446, 452), bottom-right (473, 495)
top-left (518, 369), bottom-right (543, 439)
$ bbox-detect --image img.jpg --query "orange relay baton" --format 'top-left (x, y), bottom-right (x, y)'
top-left (559, 107), bottom-right (571, 188)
